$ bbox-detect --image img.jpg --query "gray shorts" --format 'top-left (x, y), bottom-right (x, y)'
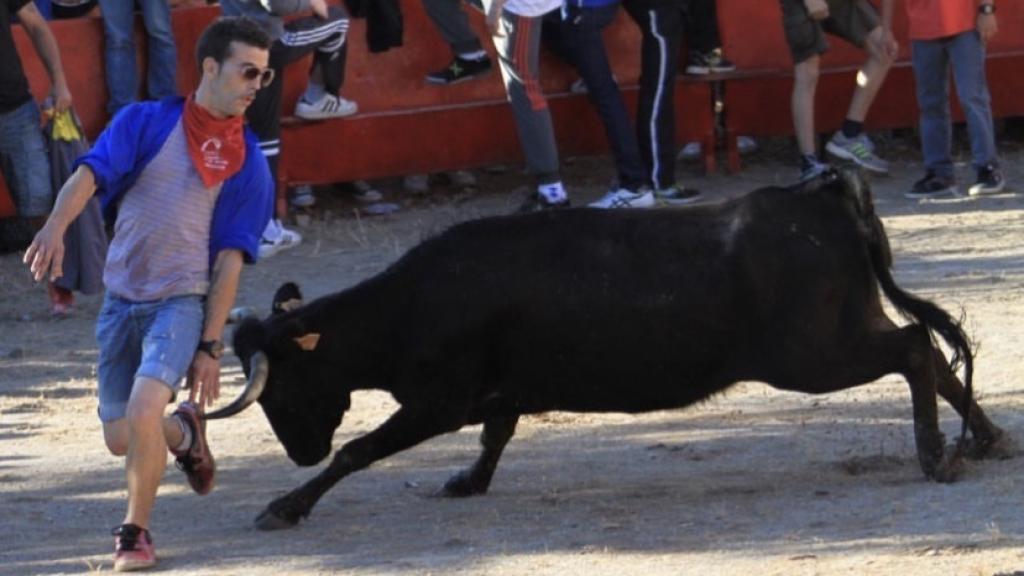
top-left (780, 0), bottom-right (880, 64)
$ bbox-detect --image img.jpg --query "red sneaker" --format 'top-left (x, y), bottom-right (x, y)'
top-left (170, 401), bottom-right (216, 495)
top-left (112, 524), bottom-right (155, 572)
top-left (47, 282), bottom-right (74, 316)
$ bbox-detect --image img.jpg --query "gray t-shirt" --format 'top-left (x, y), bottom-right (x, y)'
top-left (103, 121), bottom-right (222, 301)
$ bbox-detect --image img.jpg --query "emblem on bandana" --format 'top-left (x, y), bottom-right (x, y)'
top-left (201, 138), bottom-right (229, 172)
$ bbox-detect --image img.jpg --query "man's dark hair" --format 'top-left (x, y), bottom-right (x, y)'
top-left (195, 16), bottom-right (271, 73)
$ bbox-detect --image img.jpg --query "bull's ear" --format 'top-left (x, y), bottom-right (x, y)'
top-left (272, 282), bottom-right (303, 315)
top-left (293, 333), bottom-right (321, 351)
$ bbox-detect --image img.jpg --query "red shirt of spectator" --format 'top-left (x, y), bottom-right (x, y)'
top-left (906, 0), bottom-right (975, 40)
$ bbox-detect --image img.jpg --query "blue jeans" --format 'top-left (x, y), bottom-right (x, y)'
top-left (911, 31), bottom-right (999, 178)
top-left (0, 99), bottom-right (52, 217)
top-left (98, 0), bottom-right (177, 115)
top-left (95, 293), bottom-right (204, 422)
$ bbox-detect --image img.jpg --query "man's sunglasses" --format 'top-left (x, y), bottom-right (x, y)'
top-left (238, 64), bottom-right (275, 88)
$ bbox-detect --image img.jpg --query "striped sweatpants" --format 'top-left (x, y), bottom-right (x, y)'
top-left (624, 0), bottom-right (685, 191)
top-left (245, 5), bottom-right (351, 184)
top-left (490, 6), bottom-right (562, 186)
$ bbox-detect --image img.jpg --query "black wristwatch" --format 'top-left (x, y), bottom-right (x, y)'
top-left (978, 4), bottom-right (995, 15)
top-left (197, 339), bottom-right (225, 359)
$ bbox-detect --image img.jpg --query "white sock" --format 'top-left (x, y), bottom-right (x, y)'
top-left (538, 182), bottom-right (567, 204)
top-left (457, 50), bottom-right (488, 62)
top-left (173, 415), bottom-right (193, 453)
top-left (302, 82), bottom-right (328, 104)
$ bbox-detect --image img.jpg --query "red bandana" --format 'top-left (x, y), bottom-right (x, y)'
top-left (182, 94), bottom-right (246, 188)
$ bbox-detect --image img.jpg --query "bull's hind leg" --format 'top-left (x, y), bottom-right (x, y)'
top-left (930, 352), bottom-right (1009, 460)
top-left (440, 416), bottom-right (519, 497)
top-left (256, 407), bottom-right (465, 530)
top-left (774, 323), bottom-right (952, 481)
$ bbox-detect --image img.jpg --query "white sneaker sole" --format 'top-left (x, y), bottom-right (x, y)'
top-left (904, 186), bottom-right (960, 200)
top-left (294, 105), bottom-right (358, 121)
top-left (968, 182), bottom-right (1006, 196)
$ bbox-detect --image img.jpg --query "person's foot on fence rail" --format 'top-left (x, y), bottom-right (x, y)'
top-left (685, 48), bottom-right (736, 75)
top-left (426, 54), bottom-right (492, 85)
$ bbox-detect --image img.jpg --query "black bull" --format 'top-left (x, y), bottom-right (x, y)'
top-left (207, 170), bottom-right (1006, 531)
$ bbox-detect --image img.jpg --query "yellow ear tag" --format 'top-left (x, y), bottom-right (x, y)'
top-left (293, 333), bottom-right (321, 351)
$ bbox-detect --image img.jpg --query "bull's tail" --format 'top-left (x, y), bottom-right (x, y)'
top-left (860, 192), bottom-right (973, 445)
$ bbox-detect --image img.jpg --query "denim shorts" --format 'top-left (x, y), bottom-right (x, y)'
top-left (95, 293), bottom-right (204, 422)
top-left (781, 0), bottom-right (879, 64)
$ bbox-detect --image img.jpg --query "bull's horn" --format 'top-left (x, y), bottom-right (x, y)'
top-left (203, 352), bottom-right (268, 420)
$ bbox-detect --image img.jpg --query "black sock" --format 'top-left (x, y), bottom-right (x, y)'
top-left (841, 119), bottom-right (863, 139)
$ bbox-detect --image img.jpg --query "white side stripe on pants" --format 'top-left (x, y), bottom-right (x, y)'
top-left (648, 9), bottom-right (668, 189)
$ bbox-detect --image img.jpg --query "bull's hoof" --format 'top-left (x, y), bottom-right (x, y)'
top-left (927, 444), bottom-right (965, 483)
top-left (963, 428), bottom-right (1015, 461)
top-left (254, 497), bottom-right (306, 530)
top-left (437, 470), bottom-right (488, 498)
top-left (255, 507), bottom-right (301, 531)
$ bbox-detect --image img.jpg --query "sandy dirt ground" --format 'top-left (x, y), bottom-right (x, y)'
top-left (2, 137), bottom-right (1024, 576)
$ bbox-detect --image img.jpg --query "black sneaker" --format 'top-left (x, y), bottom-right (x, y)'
top-left (685, 49), bottom-right (736, 75)
top-left (517, 193), bottom-right (571, 213)
top-left (905, 171), bottom-right (958, 199)
top-left (799, 157), bottom-right (831, 183)
top-left (968, 163), bottom-right (1005, 196)
top-left (654, 185), bottom-right (702, 205)
top-left (425, 56), bottom-right (493, 85)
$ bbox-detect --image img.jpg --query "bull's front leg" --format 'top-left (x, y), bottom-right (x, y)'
top-left (440, 416), bottom-right (519, 497)
top-left (257, 408), bottom-right (465, 530)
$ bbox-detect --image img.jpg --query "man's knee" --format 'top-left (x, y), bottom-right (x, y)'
top-left (125, 378), bottom-right (174, 433)
top-left (794, 58), bottom-right (821, 87)
top-left (104, 420), bottom-right (129, 456)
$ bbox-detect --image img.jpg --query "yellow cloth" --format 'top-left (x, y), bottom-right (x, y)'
top-left (50, 109), bottom-right (83, 142)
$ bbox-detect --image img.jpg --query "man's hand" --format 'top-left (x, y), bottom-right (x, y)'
top-left (977, 13), bottom-right (997, 44)
top-left (867, 26), bottom-right (899, 62)
top-left (186, 352), bottom-right (221, 409)
top-left (310, 0), bottom-right (328, 19)
top-left (804, 0), bottom-right (829, 21)
top-left (23, 221), bottom-right (65, 282)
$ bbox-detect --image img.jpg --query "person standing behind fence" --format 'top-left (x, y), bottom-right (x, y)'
top-left (98, 0), bottom-right (177, 115)
top-left (621, 0), bottom-right (703, 204)
top-left (546, 0), bottom-right (653, 209)
top-left (903, 0), bottom-right (1004, 199)
top-left (781, 0), bottom-right (896, 182)
top-left (2, 1), bottom-right (70, 228)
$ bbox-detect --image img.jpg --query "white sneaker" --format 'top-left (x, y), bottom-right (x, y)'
top-left (588, 188), bottom-right (655, 209)
top-left (403, 174), bottom-right (430, 194)
top-left (737, 135), bottom-right (758, 155)
top-left (448, 170), bottom-right (477, 188)
top-left (295, 94), bottom-right (358, 120)
top-left (258, 221), bottom-right (302, 259)
top-left (678, 141), bottom-right (702, 160)
top-left (290, 184), bottom-right (316, 208)
top-left (352, 181), bottom-right (383, 202)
